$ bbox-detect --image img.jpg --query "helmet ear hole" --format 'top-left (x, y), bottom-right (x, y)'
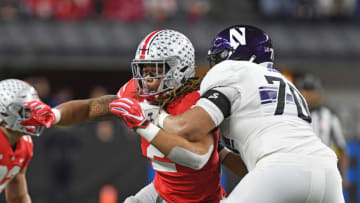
top-left (180, 66), bottom-right (188, 73)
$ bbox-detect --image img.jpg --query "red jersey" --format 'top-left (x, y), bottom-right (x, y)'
top-left (117, 79), bottom-right (225, 203)
top-left (0, 130), bottom-right (33, 193)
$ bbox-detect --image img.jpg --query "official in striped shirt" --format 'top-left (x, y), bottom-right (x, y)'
top-left (296, 73), bottom-right (349, 188)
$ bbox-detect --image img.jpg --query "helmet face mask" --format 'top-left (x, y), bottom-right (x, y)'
top-left (132, 59), bottom-right (172, 96)
top-left (132, 30), bottom-right (195, 98)
top-left (208, 25), bottom-right (274, 68)
top-left (0, 79), bottom-right (44, 136)
top-left (207, 47), bottom-right (234, 67)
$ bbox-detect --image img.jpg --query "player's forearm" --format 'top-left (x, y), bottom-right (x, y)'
top-left (5, 171), bottom-right (31, 203)
top-left (155, 130), bottom-right (214, 169)
top-left (152, 129), bottom-right (211, 155)
top-left (7, 194), bottom-right (31, 203)
top-left (55, 95), bottom-right (117, 126)
top-left (5, 184), bottom-right (31, 203)
top-left (88, 95), bottom-right (117, 121)
top-left (221, 150), bottom-right (248, 178)
top-left (339, 150), bottom-right (350, 188)
top-left (139, 125), bottom-right (214, 169)
top-left (54, 99), bottom-right (92, 125)
top-left (339, 151), bottom-right (349, 176)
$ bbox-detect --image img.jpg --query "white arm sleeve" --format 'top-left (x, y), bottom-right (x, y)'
top-left (167, 144), bottom-right (214, 170)
top-left (195, 98), bottom-right (224, 127)
top-left (195, 86), bottom-right (240, 127)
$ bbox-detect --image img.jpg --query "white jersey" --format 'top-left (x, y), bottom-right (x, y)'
top-left (196, 60), bottom-right (336, 170)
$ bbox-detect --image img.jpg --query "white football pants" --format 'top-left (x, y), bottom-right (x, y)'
top-left (221, 154), bottom-right (344, 203)
top-left (123, 183), bottom-right (166, 203)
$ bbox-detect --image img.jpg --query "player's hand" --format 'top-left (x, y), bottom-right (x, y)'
top-left (21, 101), bottom-right (55, 128)
top-left (109, 98), bottom-right (150, 129)
top-left (139, 101), bottom-right (161, 125)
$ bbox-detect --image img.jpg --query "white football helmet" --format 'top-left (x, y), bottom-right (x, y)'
top-left (0, 79), bottom-right (44, 136)
top-left (131, 29), bottom-right (195, 97)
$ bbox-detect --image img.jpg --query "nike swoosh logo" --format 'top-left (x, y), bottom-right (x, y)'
top-left (126, 113), bottom-right (144, 121)
top-left (112, 107), bottom-right (127, 113)
top-left (112, 107), bottom-right (144, 121)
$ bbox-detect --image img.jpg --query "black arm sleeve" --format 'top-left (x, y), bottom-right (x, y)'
top-left (201, 89), bottom-right (231, 118)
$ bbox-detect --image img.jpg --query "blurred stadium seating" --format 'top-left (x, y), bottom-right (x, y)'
top-left (1, 0), bottom-right (360, 202)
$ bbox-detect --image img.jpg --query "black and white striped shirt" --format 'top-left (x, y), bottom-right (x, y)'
top-left (310, 106), bottom-right (347, 150)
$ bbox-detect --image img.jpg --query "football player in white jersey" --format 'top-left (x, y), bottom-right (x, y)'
top-left (111, 25), bottom-right (345, 203)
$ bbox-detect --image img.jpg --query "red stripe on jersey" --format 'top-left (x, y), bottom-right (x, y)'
top-left (139, 30), bottom-right (163, 59)
top-left (117, 81), bottom-right (128, 99)
top-left (116, 79), bottom-right (144, 101)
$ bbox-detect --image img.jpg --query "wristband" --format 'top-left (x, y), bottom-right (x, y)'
top-left (52, 108), bottom-right (61, 124)
top-left (136, 123), bottom-right (160, 142)
top-left (158, 110), bottom-right (170, 128)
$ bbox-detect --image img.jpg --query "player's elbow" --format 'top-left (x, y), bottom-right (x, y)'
top-left (167, 145), bottom-right (214, 170)
top-left (190, 156), bottom-right (209, 170)
top-left (173, 120), bottom-right (199, 142)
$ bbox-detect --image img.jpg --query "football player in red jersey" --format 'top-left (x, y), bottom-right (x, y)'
top-left (0, 79), bottom-right (52, 203)
top-left (114, 30), bottom-right (227, 203)
top-left (111, 25), bottom-right (344, 203)
top-left (25, 30), bottom-right (247, 202)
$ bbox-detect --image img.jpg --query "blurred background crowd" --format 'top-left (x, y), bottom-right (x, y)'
top-left (0, 0), bottom-right (360, 22)
top-left (0, 0), bottom-right (360, 203)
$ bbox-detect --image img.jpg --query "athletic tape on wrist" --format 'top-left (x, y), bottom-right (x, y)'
top-left (136, 123), bottom-right (160, 142)
top-left (52, 108), bottom-right (61, 124)
top-left (158, 110), bottom-right (170, 128)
